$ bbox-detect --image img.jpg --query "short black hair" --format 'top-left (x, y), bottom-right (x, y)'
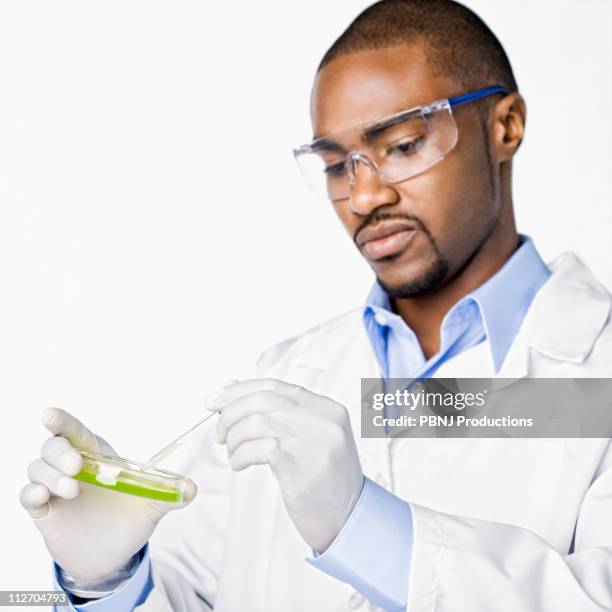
top-left (318, 0), bottom-right (518, 94)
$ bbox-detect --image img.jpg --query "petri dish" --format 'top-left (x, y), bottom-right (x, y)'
top-left (73, 450), bottom-right (194, 503)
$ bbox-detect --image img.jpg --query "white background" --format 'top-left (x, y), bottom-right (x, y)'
top-left (0, 0), bottom-right (610, 595)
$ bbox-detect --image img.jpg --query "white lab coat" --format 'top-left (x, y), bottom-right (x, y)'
top-left (137, 252), bottom-right (612, 612)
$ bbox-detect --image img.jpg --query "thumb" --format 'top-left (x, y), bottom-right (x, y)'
top-left (42, 407), bottom-right (114, 454)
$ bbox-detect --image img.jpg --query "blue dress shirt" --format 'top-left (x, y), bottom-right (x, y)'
top-left (53, 236), bottom-right (550, 612)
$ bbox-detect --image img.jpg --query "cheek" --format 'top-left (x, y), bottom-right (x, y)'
top-left (400, 137), bottom-right (495, 258)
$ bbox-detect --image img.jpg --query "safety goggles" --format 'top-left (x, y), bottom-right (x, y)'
top-left (293, 86), bottom-right (507, 201)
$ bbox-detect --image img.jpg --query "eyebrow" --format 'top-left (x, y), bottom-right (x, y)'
top-left (363, 109), bottom-right (420, 144)
top-left (311, 138), bottom-right (346, 154)
top-left (310, 106), bottom-right (422, 151)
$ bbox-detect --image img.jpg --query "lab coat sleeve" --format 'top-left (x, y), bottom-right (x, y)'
top-left (407, 441), bottom-right (612, 612)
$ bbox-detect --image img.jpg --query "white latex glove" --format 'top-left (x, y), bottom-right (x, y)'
top-left (211, 378), bottom-right (364, 553)
top-left (20, 407), bottom-right (196, 586)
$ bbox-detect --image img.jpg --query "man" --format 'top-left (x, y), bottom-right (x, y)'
top-left (20, 1), bottom-right (612, 610)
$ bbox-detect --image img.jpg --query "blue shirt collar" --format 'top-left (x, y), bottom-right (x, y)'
top-left (364, 235), bottom-right (550, 373)
top-left (365, 280), bottom-right (392, 311)
top-left (468, 236), bottom-right (550, 371)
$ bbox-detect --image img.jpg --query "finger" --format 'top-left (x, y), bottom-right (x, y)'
top-left (27, 458), bottom-right (80, 499)
top-left (19, 483), bottom-right (51, 519)
top-left (228, 438), bottom-right (278, 471)
top-left (210, 378), bottom-right (306, 411)
top-left (215, 391), bottom-right (297, 444)
top-left (225, 412), bottom-right (295, 455)
top-left (41, 436), bottom-right (82, 475)
top-left (42, 407), bottom-right (101, 453)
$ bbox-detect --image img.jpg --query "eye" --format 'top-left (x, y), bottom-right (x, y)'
top-left (385, 136), bottom-right (425, 158)
top-left (324, 161), bottom-right (346, 177)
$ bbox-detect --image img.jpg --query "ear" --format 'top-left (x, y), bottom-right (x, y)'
top-left (490, 93), bottom-right (526, 163)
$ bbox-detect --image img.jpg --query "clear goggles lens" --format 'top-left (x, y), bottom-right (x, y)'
top-left (294, 100), bottom-right (458, 201)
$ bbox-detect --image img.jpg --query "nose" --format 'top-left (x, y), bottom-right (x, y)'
top-left (347, 153), bottom-right (399, 215)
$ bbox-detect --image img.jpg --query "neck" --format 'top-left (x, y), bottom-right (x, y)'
top-left (392, 221), bottom-right (519, 359)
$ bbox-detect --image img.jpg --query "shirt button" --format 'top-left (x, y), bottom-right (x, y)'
top-left (374, 312), bottom-right (387, 326)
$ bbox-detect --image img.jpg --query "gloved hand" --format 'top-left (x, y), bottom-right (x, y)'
top-left (20, 407), bottom-right (196, 587)
top-left (211, 378), bottom-right (364, 553)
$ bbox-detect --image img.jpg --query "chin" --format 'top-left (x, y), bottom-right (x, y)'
top-left (376, 257), bottom-right (449, 298)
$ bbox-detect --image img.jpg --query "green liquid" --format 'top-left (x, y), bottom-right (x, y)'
top-left (74, 465), bottom-right (183, 503)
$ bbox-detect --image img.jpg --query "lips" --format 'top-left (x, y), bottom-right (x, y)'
top-left (356, 220), bottom-right (417, 261)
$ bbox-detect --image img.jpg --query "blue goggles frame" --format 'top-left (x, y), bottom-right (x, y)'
top-left (447, 85), bottom-right (508, 108)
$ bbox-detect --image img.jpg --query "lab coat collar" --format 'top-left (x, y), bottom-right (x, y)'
top-left (291, 252), bottom-right (610, 377)
top-left (514, 251), bottom-right (611, 364)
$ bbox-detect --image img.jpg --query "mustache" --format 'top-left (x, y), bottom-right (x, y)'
top-left (353, 211), bottom-right (430, 246)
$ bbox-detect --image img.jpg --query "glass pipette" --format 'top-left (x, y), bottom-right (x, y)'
top-left (144, 409), bottom-right (220, 469)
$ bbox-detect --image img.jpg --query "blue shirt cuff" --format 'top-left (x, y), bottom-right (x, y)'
top-left (306, 477), bottom-right (413, 612)
top-left (52, 544), bottom-right (153, 611)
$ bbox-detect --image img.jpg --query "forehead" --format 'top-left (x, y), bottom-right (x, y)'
top-left (311, 43), bottom-right (457, 139)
